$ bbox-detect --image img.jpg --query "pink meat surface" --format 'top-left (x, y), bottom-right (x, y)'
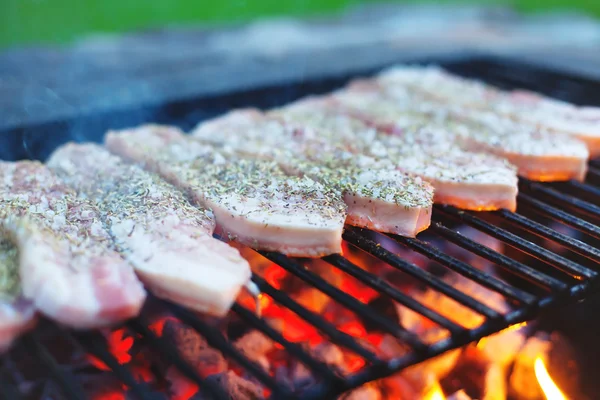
top-left (0, 235), bottom-right (37, 352)
top-left (0, 162), bottom-right (146, 329)
top-left (274, 97), bottom-right (518, 212)
top-left (48, 143), bottom-right (251, 317)
top-left (345, 79), bottom-right (589, 181)
top-left (192, 109), bottom-right (434, 237)
top-left (377, 65), bottom-right (600, 157)
top-left (105, 125), bottom-right (347, 257)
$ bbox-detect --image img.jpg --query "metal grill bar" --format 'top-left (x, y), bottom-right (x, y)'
top-left (0, 375), bottom-right (22, 400)
top-left (259, 251), bottom-right (427, 351)
top-left (251, 274), bottom-right (379, 362)
top-left (165, 301), bottom-right (291, 398)
top-left (128, 318), bottom-right (230, 400)
top-left (495, 208), bottom-right (600, 265)
top-left (322, 253), bottom-right (466, 335)
top-left (385, 232), bottom-right (537, 304)
top-left (561, 180), bottom-right (600, 200)
top-left (343, 227), bottom-right (502, 319)
top-left (436, 205), bottom-right (593, 280)
top-left (24, 334), bottom-right (86, 400)
top-left (231, 303), bottom-right (342, 385)
top-left (523, 181), bottom-right (600, 221)
top-left (588, 167), bottom-right (600, 183)
top-left (71, 330), bottom-right (164, 400)
top-left (430, 222), bottom-right (568, 291)
top-left (517, 193), bottom-right (600, 239)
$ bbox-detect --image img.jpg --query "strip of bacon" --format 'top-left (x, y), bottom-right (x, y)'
top-left (0, 235), bottom-right (36, 352)
top-left (273, 97), bottom-right (518, 212)
top-left (47, 144), bottom-right (252, 317)
top-left (377, 65), bottom-right (600, 157)
top-left (0, 162), bottom-right (146, 329)
top-left (105, 125), bottom-right (347, 257)
top-left (191, 110), bottom-right (434, 237)
top-left (337, 82), bottom-right (589, 182)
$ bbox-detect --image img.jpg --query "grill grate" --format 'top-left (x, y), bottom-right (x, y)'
top-left (2, 56), bottom-right (600, 400)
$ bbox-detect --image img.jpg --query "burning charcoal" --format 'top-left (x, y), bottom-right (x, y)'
top-left (338, 382), bottom-right (381, 400)
top-left (396, 371), bottom-right (442, 400)
top-left (289, 359), bottom-right (315, 391)
top-left (234, 330), bottom-right (275, 372)
top-left (313, 342), bottom-right (345, 370)
top-left (163, 320), bottom-right (227, 378)
top-left (508, 333), bottom-right (551, 400)
top-left (377, 334), bottom-right (410, 360)
top-left (447, 389), bottom-right (473, 400)
top-left (380, 374), bottom-right (420, 399)
top-left (227, 318), bottom-right (253, 342)
top-left (293, 288), bottom-right (331, 314)
top-left (193, 371), bottom-right (264, 400)
top-left (441, 346), bottom-right (506, 400)
top-left (404, 329), bottom-right (461, 380)
top-left (360, 296), bottom-right (399, 333)
top-left (163, 320), bottom-right (208, 359)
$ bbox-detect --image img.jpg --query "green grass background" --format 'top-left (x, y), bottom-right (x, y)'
top-left (1, 0), bottom-right (600, 49)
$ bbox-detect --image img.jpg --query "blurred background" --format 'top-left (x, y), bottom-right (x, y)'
top-left (2, 0), bottom-right (600, 49)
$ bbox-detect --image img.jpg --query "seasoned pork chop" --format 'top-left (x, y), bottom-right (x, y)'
top-left (106, 125), bottom-right (347, 257)
top-left (377, 66), bottom-right (600, 157)
top-left (0, 235), bottom-right (36, 352)
top-left (343, 79), bottom-right (589, 181)
top-left (192, 110), bottom-right (434, 237)
top-left (48, 144), bottom-right (252, 316)
top-left (273, 98), bottom-right (518, 211)
top-left (0, 162), bottom-right (146, 328)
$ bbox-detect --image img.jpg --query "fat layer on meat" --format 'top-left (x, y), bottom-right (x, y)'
top-left (377, 65), bottom-right (600, 157)
top-left (192, 110), bottom-right (434, 237)
top-left (337, 82), bottom-right (589, 182)
top-left (105, 125), bottom-right (346, 257)
top-left (47, 143), bottom-right (252, 317)
top-left (0, 235), bottom-right (36, 352)
top-left (0, 161), bottom-right (146, 328)
top-left (273, 97), bottom-right (518, 212)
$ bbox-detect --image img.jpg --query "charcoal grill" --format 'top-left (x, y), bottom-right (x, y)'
top-left (1, 55), bottom-right (600, 400)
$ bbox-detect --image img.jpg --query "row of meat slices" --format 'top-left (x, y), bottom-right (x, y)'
top-left (0, 65), bottom-right (596, 351)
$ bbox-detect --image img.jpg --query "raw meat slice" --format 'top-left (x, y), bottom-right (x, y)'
top-left (105, 125), bottom-right (347, 257)
top-left (377, 66), bottom-right (600, 157)
top-left (47, 143), bottom-right (252, 317)
top-left (336, 82), bottom-right (589, 181)
top-left (0, 162), bottom-right (146, 329)
top-left (0, 235), bottom-right (36, 352)
top-left (273, 98), bottom-right (518, 212)
top-left (192, 110), bottom-right (434, 237)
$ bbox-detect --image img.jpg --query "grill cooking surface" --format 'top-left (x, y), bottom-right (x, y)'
top-left (2, 56), bottom-right (600, 400)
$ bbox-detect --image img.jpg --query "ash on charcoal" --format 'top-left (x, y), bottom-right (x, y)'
top-left (234, 330), bottom-right (274, 372)
top-left (163, 320), bottom-right (227, 377)
top-left (192, 371), bottom-right (264, 400)
top-left (441, 346), bottom-right (490, 398)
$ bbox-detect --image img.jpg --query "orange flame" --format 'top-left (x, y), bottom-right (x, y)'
top-left (423, 381), bottom-right (446, 400)
top-left (477, 321), bottom-right (527, 349)
top-left (535, 357), bottom-right (567, 400)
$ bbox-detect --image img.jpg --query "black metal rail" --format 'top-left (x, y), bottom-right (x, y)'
top-left (2, 56), bottom-right (600, 400)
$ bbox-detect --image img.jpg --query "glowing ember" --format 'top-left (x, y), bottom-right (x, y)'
top-left (477, 321), bottom-right (527, 349)
top-left (88, 329), bottom-right (134, 371)
top-left (535, 357), bottom-right (567, 400)
top-left (148, 316), bottom-right (179, 336)
top-left (423, 381), bottom-right (446, 400)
